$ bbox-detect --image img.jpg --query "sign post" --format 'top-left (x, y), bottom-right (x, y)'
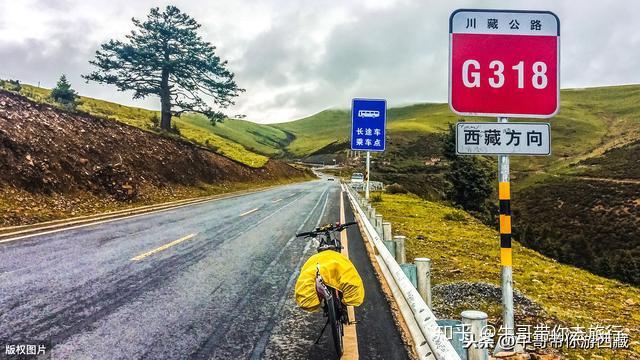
top-left (449, 9), bottom-right (559, 353)
top-left (365, 151), bottom-right (371, 199)
top-left (351, 98), bottom-right (387, 199)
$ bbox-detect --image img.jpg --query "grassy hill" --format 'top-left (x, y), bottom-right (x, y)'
top-left (179, 113), bottom-right (291, 157)
top-left (271, 103), bottom-right (455, 158)
top-left (270, 85), bottom-right (640, 176)
top-left (9, 80), bottom-right (639, 174)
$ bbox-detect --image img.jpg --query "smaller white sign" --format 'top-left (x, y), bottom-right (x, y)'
top-left (450, 9), bottom-right (559, 36)
top-left (456, 122), bottom-right (551, 155)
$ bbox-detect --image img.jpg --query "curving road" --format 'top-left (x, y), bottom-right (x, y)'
top-left (0, 179), bottom-right (408, 359)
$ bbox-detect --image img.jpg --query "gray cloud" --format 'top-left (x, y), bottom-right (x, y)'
top-left (1, 0), bottom-right (639, 123)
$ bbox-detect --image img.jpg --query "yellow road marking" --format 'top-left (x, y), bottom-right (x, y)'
top-left (239, 208), bottom-right (259, 217)
top-left (339, 192), bottom-right (359, 360)
top-left (131, 233), bottom-right (197, 261)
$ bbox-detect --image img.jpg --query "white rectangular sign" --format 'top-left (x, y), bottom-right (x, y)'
top-left (456, 122), bottom-right (551, 155)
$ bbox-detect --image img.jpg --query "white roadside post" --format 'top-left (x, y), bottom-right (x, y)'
top-left (375, 214), bottom-right (383, 236)
top-left (382, 221), bottom-right (392, 241)
top-left (393, 235), bottom-right (406, 264)
top-left (461, 310), bottom-right (489, 360)
top-left (415, 257), bottom-right (432, 307)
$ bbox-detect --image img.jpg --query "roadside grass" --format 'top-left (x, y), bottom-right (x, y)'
top-left (12, 83), bottom-right (269, 167)
top-left (373, 192), bottom-right (640, 359)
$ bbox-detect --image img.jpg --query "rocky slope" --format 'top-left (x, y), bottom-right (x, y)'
top-left (0, 90), bottom-right (308, 225)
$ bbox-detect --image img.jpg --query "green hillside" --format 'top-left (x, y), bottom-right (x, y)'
top-left (179, 113), bottom-right (291, 157)
top-left (271, 85), bottom-right (640, 177)
top-left (9, 81), bottom-right (639, 173)
top-left (272, 103), bottom-right (456, 157)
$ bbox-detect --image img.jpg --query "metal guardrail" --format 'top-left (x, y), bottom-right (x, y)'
top-left (349, 181), bottom-right (384, 192)
top-left (343, 183), bottom-right (461, 360)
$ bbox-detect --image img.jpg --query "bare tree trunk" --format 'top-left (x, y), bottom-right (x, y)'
top-left (160, 68), bottom-right (171, 130)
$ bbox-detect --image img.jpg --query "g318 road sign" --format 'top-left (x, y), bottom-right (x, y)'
top-left (449, 9), bottom-right (560, 118)
top-left (351, 98), bottom-right (386, 152)
top-left (456, 122), bottom-right (551, 155)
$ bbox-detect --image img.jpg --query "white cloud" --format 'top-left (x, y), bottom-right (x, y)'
top-left (1, 0), bottom-right (639, 123)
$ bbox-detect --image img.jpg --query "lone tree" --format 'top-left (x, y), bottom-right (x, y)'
top-left (84, 6), bottom-right (243, 130)
top-left (51, 74), bottom-right (78, 109)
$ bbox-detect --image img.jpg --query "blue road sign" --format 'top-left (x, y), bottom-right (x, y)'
top-left (351, 98), bottom-right (386, 152)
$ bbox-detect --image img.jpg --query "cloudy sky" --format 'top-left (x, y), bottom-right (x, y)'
top-left (1, 0), bottom-right (639, 123)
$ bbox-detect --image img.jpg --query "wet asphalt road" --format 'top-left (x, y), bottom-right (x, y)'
top-left (0, 179), bottom-right (408, 359)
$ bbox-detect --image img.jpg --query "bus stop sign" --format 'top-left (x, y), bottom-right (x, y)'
top-left (449, 9), bottom-right (560, 118)
top-left (351, 98), bottom-right (386, 152)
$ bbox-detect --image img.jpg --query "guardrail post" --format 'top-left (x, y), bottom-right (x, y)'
top-left (437, 320), bottom-right (467, 360)
top-left (400, 263), bottom-right (417, 288)
top-left (382, 221), bottom-right (392, 241)
top-left (393, 235), bottom-right (406, 264)
top-left (461, 310), bottom-right (489, 360)
top-left (375, 214), bottom-right (383, 236)
top-left (369, 207), bottom-right (376, 222)
top-left (383, 240), bottom-right (396, 257)
top-left (414, 258), bottom-right (432, 308)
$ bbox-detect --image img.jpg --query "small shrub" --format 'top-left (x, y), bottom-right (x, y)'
top-left (5, 79), bottom-right (21, 92)
top-left (443, 211), bottom-right (467, 222)
top-left (149, 114), bottom-right (160, 129)
top-left (170, 123), bottom-right (181, 135)
top-left (371, 193), bottom-right (383, 203)
top-left (386, 183), bottom-right (408, 194)
top-left (50, 74), bottom-right (78, 110)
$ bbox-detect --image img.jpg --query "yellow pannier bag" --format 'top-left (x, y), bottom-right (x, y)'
top-left (294, 250), bottom-right (364, 312)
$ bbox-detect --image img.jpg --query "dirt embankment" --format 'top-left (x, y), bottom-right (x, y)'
top-left (0, 90), bottom-right (309, 225)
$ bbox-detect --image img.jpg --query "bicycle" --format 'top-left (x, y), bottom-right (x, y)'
top-left (296, 221), bottom-right (358, 357)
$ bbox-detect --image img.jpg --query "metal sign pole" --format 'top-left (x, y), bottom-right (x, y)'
top-left (365, 151), bottom-right (371, 199)
top-left (497, 116), bottom-right (516, 352)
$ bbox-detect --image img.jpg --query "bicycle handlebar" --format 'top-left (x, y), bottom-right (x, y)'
top-left (295, 231), bottom-right (314, 237)
top-left (295, 221), bottom-right (357, 238)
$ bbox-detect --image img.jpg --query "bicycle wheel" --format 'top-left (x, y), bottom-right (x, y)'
top-left (326, 295), bottom-right (343, 357)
